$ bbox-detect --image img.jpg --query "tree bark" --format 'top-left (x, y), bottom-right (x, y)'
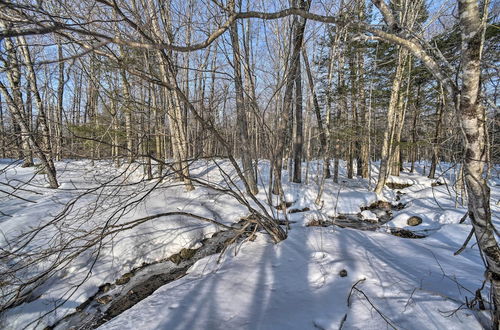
top-left (148, 0), bottom-right (194, 191)
top-left (0, 82), bottom-right (59, 188)
top-left (118, 51), bottom-right (135, 164)
top-left (428, 94), bottom-right (443, 179)
top-left (56, 40), bottom-right (65, 161)
top-left (374, 48), bottom-right (408, 194)
top-left (410, 84), bottom-right (421, 173)
top-left (17, 35), bottom-right (54, 160)
top-left (336, 40), bottom-right (348, 181)
top-left (0, 31), bottom-right (33, 167)
top-left (389, 68), bottom-right (410, 177)
top-left (0, 27), bottom-right (58, 187)
top-left (357, 51), bottom-right (370, 178)
top-left (229, 20), bottom-right (259, 195)
top-left (292, 48), bottom-right (303, 183)
top-left (371, 0), bottom-right (500, 325)
top-left (272, 0), bottom-right (309, 194)
top-left (456, 0), bottom-right (500, 326)
top-left (0, 93), bottom-right (5, 158)
top-left (302, 48), bottom-right (330, 178)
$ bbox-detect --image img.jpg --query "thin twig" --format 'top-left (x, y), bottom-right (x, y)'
top-left (454, 227), bottom-right (475, 255)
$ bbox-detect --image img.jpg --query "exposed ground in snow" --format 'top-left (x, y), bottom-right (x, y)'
top-left (1, 159), bottom-right (499, 329)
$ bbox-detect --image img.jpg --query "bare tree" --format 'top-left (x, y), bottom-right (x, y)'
top-left (229, 18), bottom-right (259, 195)
top-left (55, 39), bottom-right (65, 161)
top-left (0, 0), bottom-right (498, 326)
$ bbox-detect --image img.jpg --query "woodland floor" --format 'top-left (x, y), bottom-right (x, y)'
top-left (0, 159), bottom-right (499, 329)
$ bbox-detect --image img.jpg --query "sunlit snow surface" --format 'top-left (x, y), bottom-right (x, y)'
top-left (0, 159), bottom-right (498, 329)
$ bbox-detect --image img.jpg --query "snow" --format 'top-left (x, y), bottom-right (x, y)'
top-left (360, 210), bottom-right (378, 221)
top-left (100, 224), bottom-right (483, 330)
top-left (0, 159), bottom-right (498, 329)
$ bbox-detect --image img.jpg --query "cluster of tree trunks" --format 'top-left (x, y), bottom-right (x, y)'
top-left (0, 0), bottom-right (497, 324)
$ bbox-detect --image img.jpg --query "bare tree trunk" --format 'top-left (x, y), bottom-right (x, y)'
top-left (147, 0), bottom-right (194, 191)
top-left (292, 49), bottom-right (303, 183)
top-left (119, 65), bottom-right (135, 164)
top-left (166, 88), bottom-right (194, 190)
top-left (428, 92), bottom-right (444, 179)
top-left (347, 44), bottom-right (356, 179)
top-left (241, 13), bottom-right (261, 179)
top-left (56, 40), bottom-right (65, 161)
top-left (354, 2), bottom-right (370, 179)
top-left (0, 83), bottom-right (59, 188)
top-left (183, 2), bottom-right (192, 158)
top-left (152, 86), bottom-right (163, 176)
top-left (0, 28), bottom-right (58, 187)
top-left (0, 93), bottom-right (5, 158)
top-left (272, 0), bottom-right (309, 194)
top-left (111, 94), bottom-right (120, 167)
top-left (410, 84), bottom-right (421, 173)
top-left (325, 37), bottom-right (340, 182)
top-left (304, 102), bottom-right (312, 184)
top-left (374, 48), bottom-right (408, 194)
top-left (389, 74), bottom-right (409, 176)
top-left (230, 21), bottom-right (259, 195)
top-left (336, 43), bottom-right (348, 182)
top-left (85, 57), bottom-right (99, 165)
top-left (17, 36), bottom-right (54, 159)
top-left (73, 71), bottom-right (83, 126)
top-left (356, 54), bottom-right (369, 178)
top-left (302, 48), bottom-right (330, 178)
top-left (0, 32), bottom-right (32, 166)
top-left (456, 1), bottom-right (500, 326)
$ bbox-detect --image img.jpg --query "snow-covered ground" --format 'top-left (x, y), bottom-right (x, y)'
top-left (0, 158), bottom-right (499, 329)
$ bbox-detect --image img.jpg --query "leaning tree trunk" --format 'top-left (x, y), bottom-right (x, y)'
top-left (147, 0), bottom-right (194, 191)
top-left (0, 85), bottom-right (59, 188)
top-left (0, 28), bottom-right (58, 187)
top-left (374, 48), bottom-right (407, 194)
top-left (16, 35), bottom-right (59, 187)
top-left (302, 48), bottom-right (331, 178)
top-left (272, 0), bottom-right (309, 194)
top-left (457, 0), bottom-right (500, 326)
top-left (0, 84), bottom-right (32, 166)
top-left (229, 21), bottom-right (259, 195)
top-left (0, 31), bottom-right (33, 167)
top-left (242, 15), bottom-right (261, 180)
top-left (389, 76), bottom-right (409, 176)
